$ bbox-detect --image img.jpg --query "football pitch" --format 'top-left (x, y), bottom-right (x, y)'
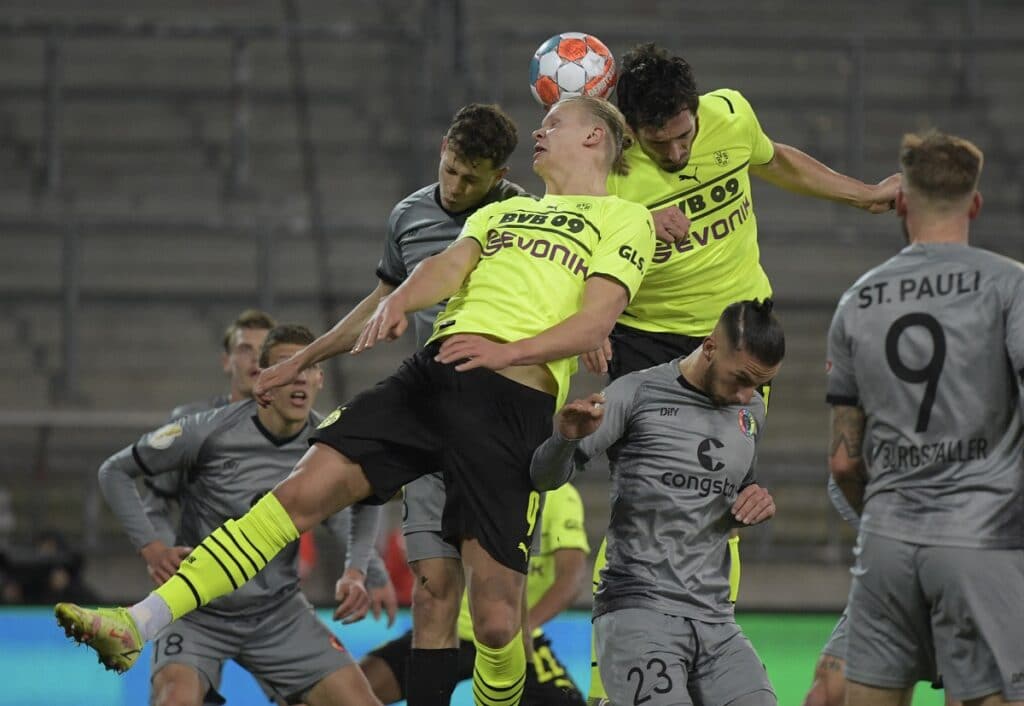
top-left (1, 607), bottom-right (946, 705)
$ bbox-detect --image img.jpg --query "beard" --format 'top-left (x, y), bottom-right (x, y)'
top-left (701, 360), bottom-right (728, 408)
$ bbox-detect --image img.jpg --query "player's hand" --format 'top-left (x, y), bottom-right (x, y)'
top-left (731, 484), bottom-right (775, 525)
top-left (253, 355), bottom-right (303, 408)
top-left (581, 338), bottom-right (613, 375)
top-left (651, 205), bottom-right (691, 244)
top-left (353, 294), bottom-right (408, 354)
top-left (367, 579), bottom-right (399, 628)
top-left (556, 392), bottom-right (606, 440)
top-left (140, 541), bottom-right (193, 586)
top-left (333, 568), bottom-right (371, 624)
top-left (859, 173), bottom-right (901, 214)
top-left (435, 334), bottom-right (517, 371)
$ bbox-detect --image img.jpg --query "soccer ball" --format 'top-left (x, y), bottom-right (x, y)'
top-left (529, 32), bottom-right (617, 109)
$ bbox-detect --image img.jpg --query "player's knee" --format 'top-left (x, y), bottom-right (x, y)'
top-left (151, 680), bottom-right (203, 706)
top-left (411, 563), bottom-right (460, 604)
top-left (471, 603), bottom-right (519, 648)
top-left (409, 560), bottom-right (462, 644)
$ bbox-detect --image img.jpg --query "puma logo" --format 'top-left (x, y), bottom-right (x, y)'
top-left (677, 168), bottom-right (700, 184)
top-left (518, 542), bottom-right (530, 562)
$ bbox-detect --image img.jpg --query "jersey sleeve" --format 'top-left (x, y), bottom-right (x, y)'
top-left (722, 89), bottom-right (774, 166)
top-left (586, 201), bottom-right (655, 302)
top-left (530, 375), bottom-right (642, 490)
top-left (132, 408), bottom-right (220, 477)
top-left (577, 374), bottom-right (643, 464)
top-left (825, 295), bottom-right (860, 406)
top-left (376, 203), bottom-right (409, 286)
top-left (542, 485), bottom-right (590, 554)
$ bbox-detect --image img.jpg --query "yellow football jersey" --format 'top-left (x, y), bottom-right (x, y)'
top-left (608, 89), bottom-right (775, 336)
top-left (428, 194), bottom-right (654, 406)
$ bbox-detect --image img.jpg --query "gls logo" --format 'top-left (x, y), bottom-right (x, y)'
top-left (618, 245), bottom-right (646, 272)
top-left (697, 438), bottom-right (725, 472)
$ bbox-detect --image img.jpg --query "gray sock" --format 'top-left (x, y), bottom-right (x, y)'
top-left (127, 592), bottom-right (173, 642)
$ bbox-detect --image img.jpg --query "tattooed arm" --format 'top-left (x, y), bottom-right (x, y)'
top-left (828, 404), bottom-right (867, 513)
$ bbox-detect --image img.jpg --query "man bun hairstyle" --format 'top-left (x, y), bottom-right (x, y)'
top-left (617, 42), bottom-right (699, 131)
top-left (719, 299), bottom-right (785, 367)
top-left (259, 323), bottom-right (316, 368)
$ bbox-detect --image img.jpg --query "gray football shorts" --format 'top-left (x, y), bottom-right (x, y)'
top-left (593, 608), bottom-right (776, 706)
top-left (402, 473), bottom-right (460, 563)
top-left (150, 592), bottom-right (354, 704)
top-left (845, 533), bottom-right (1024, 701)
top-left (820, 608), bottom-right (849, 660)
top-left (402, 473), bottom-right (543, 563)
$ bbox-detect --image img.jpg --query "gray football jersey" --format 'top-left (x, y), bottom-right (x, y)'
top-left (140, 394), bottom-right (233, 538)
top-left (377, 180), bottom-right (528, 347)
top-left (101, 400), bottom-right (376, 618)
top-left (571, 361), bottom-right (764, 622)
top-left (827, 242), bottom-right (1024, 548)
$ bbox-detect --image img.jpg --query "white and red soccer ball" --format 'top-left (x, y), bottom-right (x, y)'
top-left (529, 32), bottom-right (617, 109)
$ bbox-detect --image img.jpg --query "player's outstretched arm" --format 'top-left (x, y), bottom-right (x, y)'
top-left (530, 393), bottom-right (607, 490)
top-left (254, 280), bottom-right (395, 405)
top-left (353, 238), bottom-right (481, 353)
top-left (750, 142), bottom-right (899, 213)
top-left (829, 404), bottom-right (868, 513)
top-left (435, 276), bottom-right (629, 371)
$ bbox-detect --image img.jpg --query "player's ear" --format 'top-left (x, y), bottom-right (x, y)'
top-left (968, 191), bottom-right (983, 220)
top-left (583, 125), bottom-right (605, 148)
top-left (439, 136), bottom-right (449, 158)
top-left (702, 336), bottom-right (716, 360)
top-left (895, 188), bottom-right (908, 217)
top-left (221, 351), bottom-right (231, 374)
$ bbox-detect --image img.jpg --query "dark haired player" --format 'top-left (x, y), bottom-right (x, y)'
top-left (533, 299), bottom-right (785, 706)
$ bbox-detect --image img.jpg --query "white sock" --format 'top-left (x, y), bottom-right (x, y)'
top-left (127, 593), bottom-right (173, 642)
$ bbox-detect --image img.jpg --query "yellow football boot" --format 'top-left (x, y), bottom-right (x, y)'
top-left (55, 603), bottom-right (143, 673)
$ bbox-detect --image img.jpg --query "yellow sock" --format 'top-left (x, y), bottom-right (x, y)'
top-left (155, 493), bottom-right (299, 619)
top-left (588, 537), bottom-right (608, 703)
top-left (472, 630), bottom-right (526, 706)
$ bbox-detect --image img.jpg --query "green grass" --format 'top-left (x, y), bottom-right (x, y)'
top-left (738, 614), bottom-right (945, 706)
